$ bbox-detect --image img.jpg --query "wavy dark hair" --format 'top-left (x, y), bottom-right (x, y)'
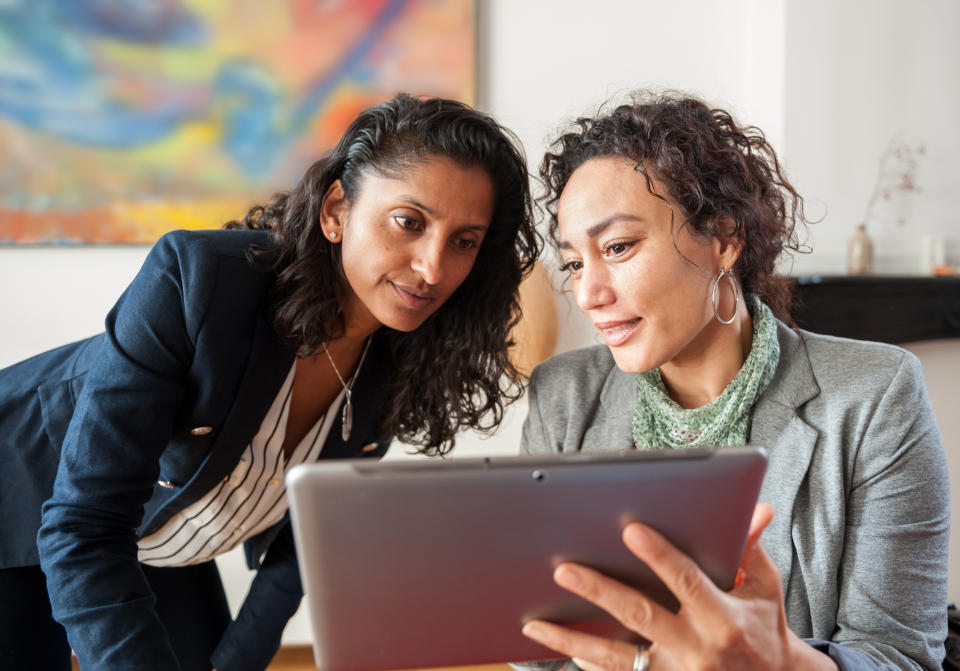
top-left (226, 93), bottom-right (540, 455)
top-left (540, 90), bottom-right (808, 321)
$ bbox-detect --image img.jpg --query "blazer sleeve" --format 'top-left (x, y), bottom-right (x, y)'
top-left (210, 522), bottom-right (303, 671)
top-left (831, 351), bottom-right (950, 670)
top-left (37, 231), bottom-right (219, 671)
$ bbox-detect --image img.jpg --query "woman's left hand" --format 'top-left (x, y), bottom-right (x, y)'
top-left (521, 503), bottom-right (837, 671)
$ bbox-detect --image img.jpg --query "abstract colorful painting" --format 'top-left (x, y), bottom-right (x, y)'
top-left (0, 0), bottom-right (476, 244)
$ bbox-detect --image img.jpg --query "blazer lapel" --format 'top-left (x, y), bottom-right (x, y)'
top-left (143, 314), bottom-right (295, 533)
top-left (196, 315), bottom-right (296, 474)
top-left (750, 322), bottom-right (820, 598)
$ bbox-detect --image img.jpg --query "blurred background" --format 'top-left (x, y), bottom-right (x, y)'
top-left (0, 0), bottom-right (475, 243)
top-left (1, 0), bottom-right (957, 646)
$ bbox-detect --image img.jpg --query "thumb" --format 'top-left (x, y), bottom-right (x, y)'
top-left (746, 502), bottom-right (774, 548)
top-left (734, 503), bottom-right (780, 595)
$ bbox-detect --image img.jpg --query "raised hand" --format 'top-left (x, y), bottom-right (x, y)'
top-left (521, 504), bottom-right (837, 671)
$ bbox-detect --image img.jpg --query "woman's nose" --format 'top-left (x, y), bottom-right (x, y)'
top-left (410, 239), bottom-right (445, 285)
top-left (574, 263), bottom-right (614, 312)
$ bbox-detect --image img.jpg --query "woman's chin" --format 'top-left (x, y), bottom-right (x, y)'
top-left (609, 343), bottom-right (663, 375)
top-left (609, 349), bottom-right (656, 375)
top-left (376, 310), bottom-right (433, 333)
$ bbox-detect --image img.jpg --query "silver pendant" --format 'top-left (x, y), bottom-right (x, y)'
top-left (341, 396), bottom-right (353, 442)
top-left (323, 339), bottom-right (370, 444)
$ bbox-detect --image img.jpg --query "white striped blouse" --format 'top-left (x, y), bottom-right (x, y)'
top-left (137, 363), bottom-right (345, 567)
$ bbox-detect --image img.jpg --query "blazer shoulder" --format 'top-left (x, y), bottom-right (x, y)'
top-left (116, 229), bottom-right (276, 346)
top-left (146, 229), bottom-right (275, 299)
top-left (797, 328), bottom-right (916, 393)
top-left (524, 345), bottom-right (636, 455)
top-left (530, 344), bottom-right (622, 400)
top-left (154, 228), bottom-right (274, 265)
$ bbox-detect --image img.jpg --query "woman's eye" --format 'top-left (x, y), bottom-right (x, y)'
top-left (454, 237), bottom-right (479, 250)
top-left (393, 215), bottom-right (421, 231)
top-left (558, 260), bottom-right (582, 274)
top-left (603, 240), bottom-right (633, 257)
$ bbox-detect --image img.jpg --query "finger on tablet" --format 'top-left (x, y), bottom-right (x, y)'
top-left (621, 523), bottom-right (726, 617)
top-left (551, 562), bottom-right (676, 645)
top-left (521, 619), bottom-right (636, 671)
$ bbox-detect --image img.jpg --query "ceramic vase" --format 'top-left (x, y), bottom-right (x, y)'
top-left (847, 224), bottom-right (874, 275)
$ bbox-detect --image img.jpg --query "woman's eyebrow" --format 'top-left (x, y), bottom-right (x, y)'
top-left (396, 195), bottom-right (490, 231)
top-left (558, 214), bottom-right (645, 249)
top-left (398, 196), bottom-right (436, 216)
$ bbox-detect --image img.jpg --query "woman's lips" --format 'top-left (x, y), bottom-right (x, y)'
top-left (391, 281), bottom-right (433, 309)
top-left (595, 318), bottom-right (642, 347)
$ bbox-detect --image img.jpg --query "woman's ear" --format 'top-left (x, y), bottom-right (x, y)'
top-left (713, 218), bottom-right (744, 271)
top-left (320, 179), bottom-right (348, 242)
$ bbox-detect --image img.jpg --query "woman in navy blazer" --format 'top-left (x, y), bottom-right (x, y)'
top-left (0, 94), bottom-right (540, 671)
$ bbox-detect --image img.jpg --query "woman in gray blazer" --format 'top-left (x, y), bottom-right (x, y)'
top-left (517, 92), bottom-right (949, 671)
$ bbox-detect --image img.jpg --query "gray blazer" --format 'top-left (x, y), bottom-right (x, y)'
top-left (520, 321), bottom-right (949, 671)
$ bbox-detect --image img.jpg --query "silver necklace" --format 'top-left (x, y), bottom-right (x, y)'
top-left (322, 338), bottom-right (371, 441)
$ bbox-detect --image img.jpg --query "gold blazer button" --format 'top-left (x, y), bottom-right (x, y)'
top-left (190, 426), bottom-right (213, 436)
top-left (361, 442), bottom-right (379, 453)
top-left (157, 479), bottom-right (176, 489)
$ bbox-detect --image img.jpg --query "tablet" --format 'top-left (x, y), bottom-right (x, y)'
top-left (286, 446), bottom-right (767, 671)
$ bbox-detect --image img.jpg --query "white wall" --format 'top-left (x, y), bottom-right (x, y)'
top-left (783, 0), bottom-right (960, 275)
top-left (1, 0), bottom-right (956, 645)
top-left (0, 248), bottom-right (147, 367)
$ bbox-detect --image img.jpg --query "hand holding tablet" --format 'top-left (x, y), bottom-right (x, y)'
top-left (519, 503), bottom-right (829, 671)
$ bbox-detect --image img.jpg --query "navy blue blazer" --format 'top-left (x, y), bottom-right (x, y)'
top-left (0, 229), bottom-right (393, 671)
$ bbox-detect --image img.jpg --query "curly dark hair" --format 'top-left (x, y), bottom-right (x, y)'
top-left (540, 90), bottom-right (808, 321)
top-left (226, 93), bottom-right (541, 455)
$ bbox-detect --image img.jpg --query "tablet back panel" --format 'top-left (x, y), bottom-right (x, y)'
top-left (286, 446), bottom-right (767, 671)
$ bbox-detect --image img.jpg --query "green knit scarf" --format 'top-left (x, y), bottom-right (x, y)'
top-left (631, 296), bottom-right (779, 450)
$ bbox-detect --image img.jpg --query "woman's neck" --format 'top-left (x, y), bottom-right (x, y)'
top-left (658, 301), bottom-right (754, 409)
top-left (338, 295), bottom-right (383, 346)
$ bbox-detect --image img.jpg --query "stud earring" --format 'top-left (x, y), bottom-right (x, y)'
top-left (329, 231), bottom-right (337, 239)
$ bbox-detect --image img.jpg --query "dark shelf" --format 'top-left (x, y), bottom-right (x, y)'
top-left (791, 275), bottom-right (960, 345)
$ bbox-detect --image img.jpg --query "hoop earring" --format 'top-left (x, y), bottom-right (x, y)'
top-left (712, 268), bottom-right (740, 325)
